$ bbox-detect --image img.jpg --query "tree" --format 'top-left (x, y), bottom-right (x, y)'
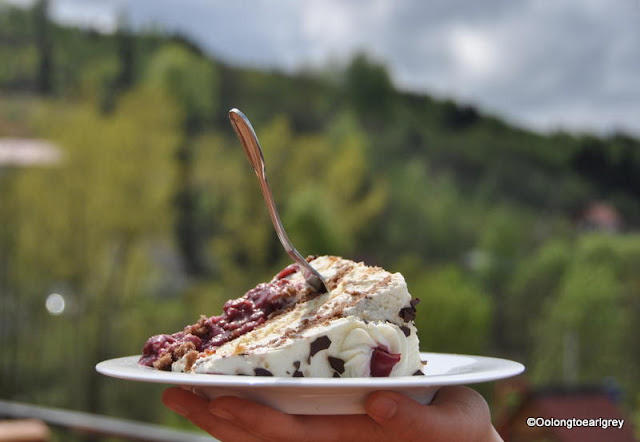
top-left (190, 112), bottom-right (387, 289)
top-left (33, 0), bottom-right (53, 95)
top-left (407, 265), bottom-right (492, 355)
top-left (3, 87), bottom-right (180, 417)
top-left (530, 234), bottom-right (640, 403)
top-left (145, 43), bottom-right (221, 276)
top-left (344, 52), bottom-right (395, 122)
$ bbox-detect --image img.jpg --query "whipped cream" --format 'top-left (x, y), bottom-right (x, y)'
top-left (189, 318), bottom-right (421, 377)
top-left (174, 256), bottom-right (424, 377)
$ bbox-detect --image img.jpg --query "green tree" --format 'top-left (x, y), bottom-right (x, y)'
top-left (344, 52), bottom-right (395, 122)
top-left (404, 264), bottom-right (492, 354)
top-left (531, 234), bottom-right (640, 401)
top-left (504, 238), bottom-right (572, 360)
top-left (190, 113), bottom-right (387, 290)
top-left (145, 43), bottom-right (218, 131)
top-left (33, 0), bottom-right (53, 95)
top-left (145, 43), bottom-right (221, 276)
top-left (3, 87), bottom-right (180, 418)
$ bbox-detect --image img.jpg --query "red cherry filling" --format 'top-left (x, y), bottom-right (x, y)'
top-left (275, 263), bottom-right (298, 280)
top-left (370, 345), bottom-right (401, 377)
top-left (139, 267), bottom-right (303, 370)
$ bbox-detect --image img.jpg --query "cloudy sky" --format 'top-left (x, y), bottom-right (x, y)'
top-left (6, 0), bottom-right (640, 136)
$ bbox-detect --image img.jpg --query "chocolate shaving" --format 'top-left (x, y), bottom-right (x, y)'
top-left (399, 307), bottom-right (415, 322)
top-left (309, 336), bottom-right (332, 358)
top-left (399, 298), bottom-right (420, 322)
top-left (293, 370), bottom-right (304, 377)
top-left (293, 361), bottom-right (301, 370)
top-left (254, 368), bottom-right (273, 376)
top-left (400, 326), bottom-right (411, 337)
top-left (413, 369), bottom-right (425, 376)
top-left (328, 356), bottom-right (345, 374)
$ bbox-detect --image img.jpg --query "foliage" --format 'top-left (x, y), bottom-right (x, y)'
top-left (1, 3), bottom-right (640, 435)
top-left (145, 43), bottom-right (219, 130)
top-left (190, 111), bottom-right (386, 289)
top-left (531, 235), bottom-right (640, 395)
top-left (409, 265), bottom-right (492, 355)
top-left (1, 87), bottom-right (181, 419)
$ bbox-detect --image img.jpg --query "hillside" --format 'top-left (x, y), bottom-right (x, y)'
top-left (1, 2), bottom-right (639, 438)
top-left (1, 3), bottom-right (638, 226)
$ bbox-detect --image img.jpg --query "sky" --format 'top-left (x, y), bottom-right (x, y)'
top-left (5, 0), bottom-right (640, 136)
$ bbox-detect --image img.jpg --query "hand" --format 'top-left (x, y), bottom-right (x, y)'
top-left (162, 385), bottom-right (503, 442)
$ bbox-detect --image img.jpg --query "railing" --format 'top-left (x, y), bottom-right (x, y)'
top-left (0, 400), bottom-right (217, 442)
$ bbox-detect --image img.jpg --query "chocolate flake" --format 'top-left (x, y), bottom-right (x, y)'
top-left (398, 307), bottom-right (415, 322)
top-left (293, 361), bottom-right (301, 370)
top-left (399, 298), bottom-right (420, 322)
top-left (254, 368), bottom-right (273, 376)
top-left (333, 372), bottom-right (341, 378)
top-left (328, 356), bottom-right (345, 374)
top-left (413, 369), bottom-right (425, 376)
top-left (400, 326), bottom-right (411, 337)
top-left (309, 336), bottom-right (332, 358)
top-left (293, 370), bottom-right (304, 377)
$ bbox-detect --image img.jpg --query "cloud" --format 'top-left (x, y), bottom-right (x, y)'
top-left (448, 26), bottom-right (498, 78)
top-left (359, 0), bottom-right (640, 135)
top-left (50, 0), bottom-right (121, 33)
top-left (4, 0), bottom-right (640, 136)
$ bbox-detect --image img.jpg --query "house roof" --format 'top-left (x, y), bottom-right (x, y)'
top-left (0, 139), bottom-right (62, 167)
top-left (577, 201), bottom-right (622, 231)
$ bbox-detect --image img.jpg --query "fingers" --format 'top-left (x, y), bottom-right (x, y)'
top-left (208, 395), bottom-right (299, 440)
top-left (365, 386), bottom-right (497, 442)
top-left (208, 396), bottom-right (382, 442)
top-left (162, 387), bottom-right (211, 432)
top-left (164, 388), bottom-right (371, 442)
top-left (431, 385), bottom-right (491, 423)
top-left (365, 391), bottom-right (437, 440)
top-left (164, 386), bottom-right (501, 442)
top-left (162, 388), bottom-right (262, 442)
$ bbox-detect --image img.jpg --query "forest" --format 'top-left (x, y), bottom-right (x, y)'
top-left (1, 1), bottom-right (639, 439)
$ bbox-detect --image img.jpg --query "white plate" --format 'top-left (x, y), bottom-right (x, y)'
top-left (96, 352), bottom-right (524, 415)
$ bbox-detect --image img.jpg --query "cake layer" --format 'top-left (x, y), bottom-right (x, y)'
top-left (176, 256), bottom-right (425, 377)
top-left (190, 317), bottom-right (422, 377)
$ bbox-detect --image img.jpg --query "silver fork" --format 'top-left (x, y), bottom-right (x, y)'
top-left (228, 108), bottom-right (329, 294)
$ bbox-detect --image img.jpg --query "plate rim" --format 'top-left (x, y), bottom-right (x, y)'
top-left (96, 352), bottom-right (524, 388)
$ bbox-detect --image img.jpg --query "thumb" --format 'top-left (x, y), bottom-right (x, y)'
top-left (365, 390), bottom-right (443, 441)
top-left (364, 387), bottom-right (496, 442)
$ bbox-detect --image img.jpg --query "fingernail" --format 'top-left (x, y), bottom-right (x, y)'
top-left (369, 396), bottom-right (397, 419)
top-left (209, 407), bottom-right (235, 421)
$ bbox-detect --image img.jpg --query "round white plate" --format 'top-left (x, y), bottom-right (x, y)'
top-left (96, 352), bottom-right (524, 415)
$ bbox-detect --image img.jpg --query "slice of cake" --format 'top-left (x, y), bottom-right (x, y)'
top-left (139, 256), bottom-right (424, 377)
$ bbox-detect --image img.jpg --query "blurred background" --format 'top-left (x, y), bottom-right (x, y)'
top-left (0, 0), bottom-right (639, 441)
